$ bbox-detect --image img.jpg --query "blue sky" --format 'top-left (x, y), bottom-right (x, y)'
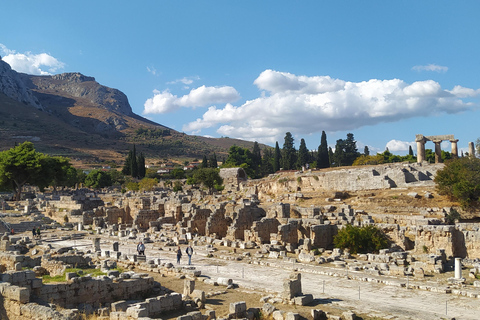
top-left (1, 1), bottom-right (480, 155)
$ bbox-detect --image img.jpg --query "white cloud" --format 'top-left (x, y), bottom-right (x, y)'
top-left (167, 76), bottom-right (200, 85)
top-left (448, 85), bottom-right (480, 98)
top-left (143, 85), bottom-right (240, 114)
top-left (412, 64), bottom-right (448, 73)
top-left (182, 70), bottom-right (478, 144)
top-left (147, 66), bottom-right (157, 76)
top-left (386, 140), bottom-right (414, 152)
top-left (0, 43), bottom-right (65, 75)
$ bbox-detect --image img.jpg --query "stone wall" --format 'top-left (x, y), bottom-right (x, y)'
top-left (244, 218), bottom-right (280, 244)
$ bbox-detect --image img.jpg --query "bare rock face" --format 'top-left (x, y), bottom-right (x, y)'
top-left (0, 58), bottom-right (44, 110)
top-left (28, 72), bottom-right (134, 116)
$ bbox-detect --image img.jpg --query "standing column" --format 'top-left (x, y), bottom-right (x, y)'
top-left (468, 142), bottom-right (475, 158)
top-left (416, 136), bottom-right (426, 163)
top-left (450, 139), bottom-right (459, 158)
top-left (454, 257), bottom-right (462, 279)
top-left (433, 140), bottom-right (443, 163)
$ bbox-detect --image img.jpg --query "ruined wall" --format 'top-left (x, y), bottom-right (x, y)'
top-left (205, 208), bottom-right (230, 239)
top-left (189, 208), bottom-right (212, 235)
top-left (310, 224), bottom-right (336, 248)
top-left (244, 218), bottom-right (280, 244)
top-left (226, 205), bottom-right (255, 241)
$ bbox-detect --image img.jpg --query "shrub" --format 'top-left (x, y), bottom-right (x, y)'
top-left (333, 225), bottom-right (390, 254)
top-left (435, 157), bottom-right (480, 208)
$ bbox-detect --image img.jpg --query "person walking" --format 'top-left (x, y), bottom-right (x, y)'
top-left (32, 227), bottom-right (36, 239)
top-left (137, 241), bottom-right (145, 255)
top-left (36, 227), bottom-right (41, 239)
top-left (176, 246), bottom-right (182, 264)
top-left (186, 245), bottom-right (194, 265)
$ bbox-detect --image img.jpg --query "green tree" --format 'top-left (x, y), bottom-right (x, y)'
top-left (282, 132), bottom-right (296, 170)
top-left (0, 142), bottom-right (51, 200)
top-left (138, 177), bottom-right (158, 191)
top-left (317, 131), bottom-right (329, 169)
top-left (408, 145), bottom-right (414, 156)
top-left (297, 138), bottom-right (309, 169)
top-left (328, 147), bottom-right (334, 167)
top-left (435, 157), bottom-right (480, 208)
top-left (274, 141), bottom-right (281, 172)
top-left (201, 155), bottom-right (208, 168)
top-left (333, 139), bottom-right (345, 167)
top-left (209, 152), bottom-right (218, 168)
top-left (364, 146), bottom-right (370, 156)
top-left (223, 146), bottom-right (255, 177)
top-left (41, 156), bottom-right (77, 191)
top-left (344, 133), bottom-right (360, 166)
top-left (252, 142), bottom-right (262, 177)
top-left (333, 225), bottom-right (390, 254)
top-left (261, 147), bottom-right (274, 176)
top-left (192, 168), bottom-right (223, 191)
top-left (84, 169), bottom-right (112, 189)
top-left (171, 168), bottom-right (186, 179)
top-left (137, 153), bottom-right (146, 179)
top-left (131, 145), bottom-right (138, 178)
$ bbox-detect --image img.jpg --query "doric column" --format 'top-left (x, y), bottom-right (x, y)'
top-left (416, 135), bottom-right (426, 163)
top-left (433, 140), bottom-right (442, 163)
top-left (469, 142), bottom-right (475, 158)
top-left (450, 139), bottom-right (459, 158)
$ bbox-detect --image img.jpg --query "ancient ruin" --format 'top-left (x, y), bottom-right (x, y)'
top-left (415, 134), bottom-right (461, 163)
top-left (1, 162), bottom-right (480, 319)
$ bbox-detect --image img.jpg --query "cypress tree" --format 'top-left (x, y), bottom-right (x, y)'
top-left (131, 145), bottom-right (138, 178)
top-left (274, 141), bottom-right (281, 172)
top-left (137, 153), bottom-right (146, 178)
top-left (209, 152), bottom-right (218, 168)
top-left (409, 145), bottom-right (414, 156)
top-left (282, 132), bottom-right (296, 170)
top-left (317, 131), bottom-right (329, 168)
top-left (297, 138), bottom-right (309, 169)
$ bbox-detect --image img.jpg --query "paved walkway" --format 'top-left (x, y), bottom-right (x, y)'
top-left (50, 237), bottom-right (480, 320)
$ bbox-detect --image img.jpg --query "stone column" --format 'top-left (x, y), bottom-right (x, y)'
top-left (468, 142), bottom-right (475, 158)
top-left (113, 241), bottom-right (119, 252)
top-left (416, 136), bottom-right (426, 163)
top-left (93, 238), bottom-right (101, 252)
top-left (433, 140), bottom-right (443, 163)
top-left (454, 257), bottom-right (462, 279)
top-left (450, 139), bottom-right (459, 158)
top-left (77, 222), bottom-right (83, 231)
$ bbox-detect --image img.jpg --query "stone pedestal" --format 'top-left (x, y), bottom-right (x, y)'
top-left (93, 238), bottom-right (101, 252)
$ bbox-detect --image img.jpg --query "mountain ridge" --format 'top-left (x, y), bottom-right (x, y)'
top-left (0, 58), bottom-right (264, 164)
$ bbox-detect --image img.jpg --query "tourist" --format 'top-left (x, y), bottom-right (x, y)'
top-left (32, 227), bottom-right (36, 239)
top-left (36, 227), bottom-right (41, 239)
top-left (137, 241), bottom-right (145, 255)
top-left (186, 245), bottom-right (193, 265)
top-left (176, 246), bottom-right (182, 264)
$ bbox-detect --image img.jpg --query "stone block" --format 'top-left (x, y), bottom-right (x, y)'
top-left (111, 300), bottom-right (130, 312)
top-left (205, 309), bottom-right (216, 320)
top-left (6, 285), bottom-right (30, 303)
top-left (30, 278), bottom-right (43, 289)
top-left (285, 312), bottom-right (299, 320)
top-left (229, 301), bottom-right (247, 316)
top-left (262, 303), bottom-right (276, 316)
top-left (311, 309), bottom-right (327, 320)
top-left (272, 310), bottom-right (285, 320)
top-left (192, 289), bottom-right (206, 303)
top-left (177, 316), bottom-right (193, 320)
top-left (341, 311), bottom-right (358, 320)
top-left (293, 294), bottom-right (313, 306)
top-left (187, 311), bottom-right (203, 320)
top-left (126, 305), bottom-right (148, 318)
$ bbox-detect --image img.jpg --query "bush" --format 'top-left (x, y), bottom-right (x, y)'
top-left (435, 157), bottom-right (480, 208)
top-left (333, 225), bottom-right (390, 254)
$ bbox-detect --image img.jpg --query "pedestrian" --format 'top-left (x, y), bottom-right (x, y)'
top-left (176, 246), bottom-right (182, 264)
top-left (10, 228), bottom-right (14, 235)
top-left (186, 245), bottom-right (193, 265)
top-left (32, 227), bottom-right (36, 239)
top-left (36, 227), bottom-right (41, 239)
top-left (137, 241), bottom-right (145, 255)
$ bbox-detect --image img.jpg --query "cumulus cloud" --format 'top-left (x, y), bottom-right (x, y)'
top-left (448, 85), bottom-right (480, 98)
top-left (0, 43), bottom-right (65, 75)
top-left (386, 140), bottom-right (414, 152)
top-left (412, 64), bottom-right (448, 73)
top-left (143, 85), bottom-right (241, 114)
top-left (182, 70), bottom-right (478, 143)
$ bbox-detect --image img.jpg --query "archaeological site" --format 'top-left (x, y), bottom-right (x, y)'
top-left (1, 159), bottom-right (480, 320)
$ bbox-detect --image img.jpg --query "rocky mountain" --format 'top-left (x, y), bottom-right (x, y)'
top-left (0, 58), bottom-right (261, 165)
top-left (0, 57), bottom-right (43, 110)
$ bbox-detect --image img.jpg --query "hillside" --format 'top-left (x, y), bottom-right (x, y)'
top-left (0, 59), bottom-right (264, 164)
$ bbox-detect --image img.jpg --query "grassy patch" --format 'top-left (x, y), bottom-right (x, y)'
top-left (42, 267), bottom-right (123, 283)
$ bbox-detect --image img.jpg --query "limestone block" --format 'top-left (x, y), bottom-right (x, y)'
top-left (229, 301), bottom-right (247, 315)
top-left (205, 309), bottom-right (216, 320)
top-left (177, 316), bottom-right (193, 320)
top-left (272, 310), bottom-right (285, 320)
top-left (293, 294), bottom-right (313, 306)
top-left (262, 303), bottom-right (276, 316)
top-left (30, 278), bottom-right (43, 289)
top-left (311, 309), bottom-right (327, 320)
top-left (126, 305), bottom-right (148, 318)
top-left (341, 311), bottom-right (358, 320)
top-left (12, 271), bottom-right (26, 284)
top-left (6, 285), bottom-right (30, 303)
top-left (285, 312), bottom-right (299, 320)
top-left (187, 311), bottom-right (203, 320)
top-left (192, 289), bottom-right (206, 303)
